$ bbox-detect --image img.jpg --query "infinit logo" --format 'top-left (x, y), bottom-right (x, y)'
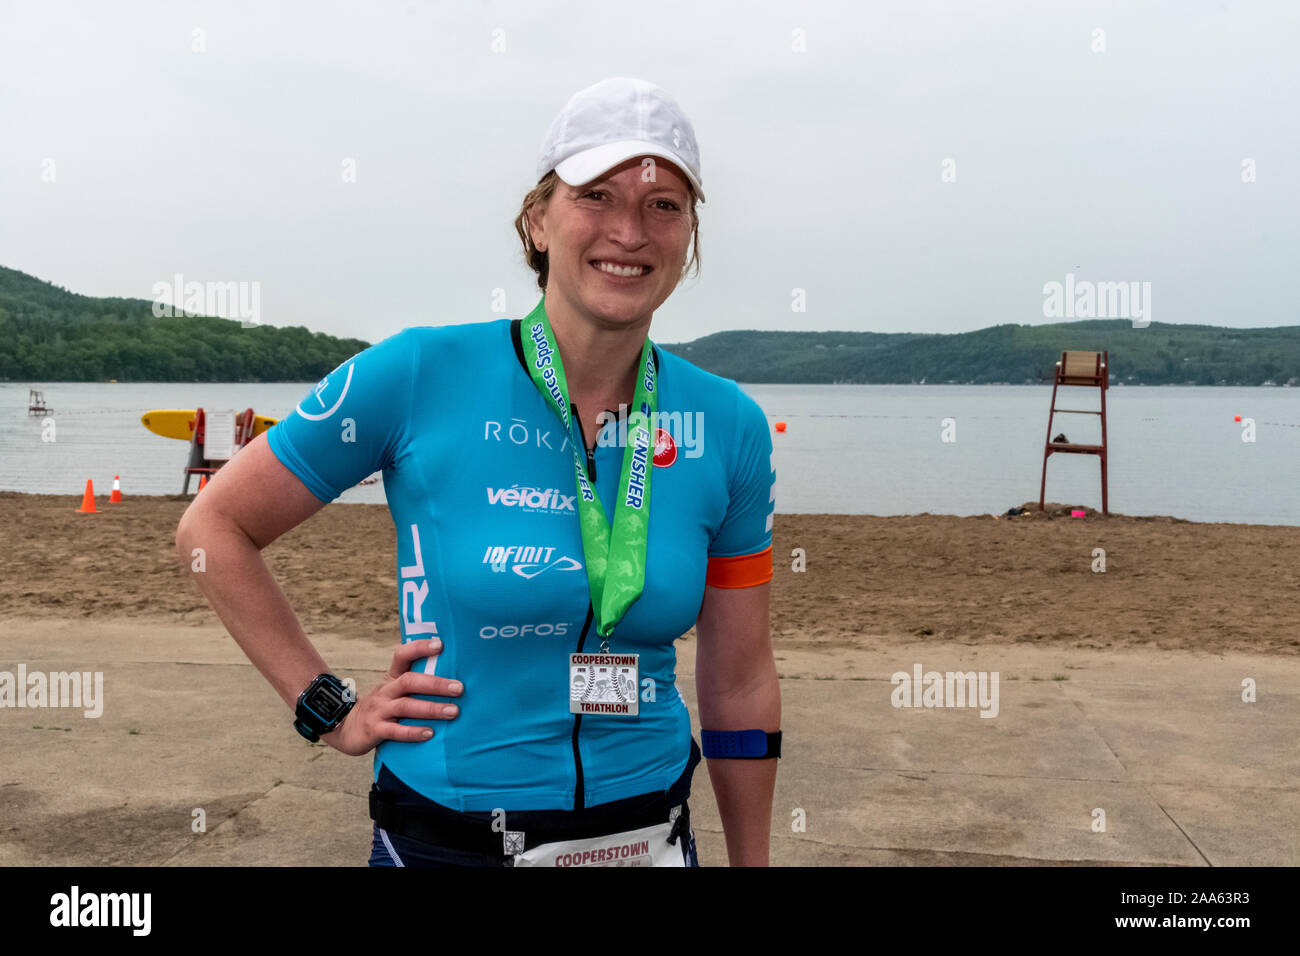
top-left (482, 545), bottom-right (583, 579)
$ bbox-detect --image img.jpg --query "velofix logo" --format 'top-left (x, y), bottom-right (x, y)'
top-left (482, 545), bottom-right (583, 579)
top-left (486, 485), bottom-right (576, 514)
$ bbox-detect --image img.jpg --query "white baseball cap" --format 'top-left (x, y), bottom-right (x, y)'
top-left (536, 77), bottom-right (705, 203)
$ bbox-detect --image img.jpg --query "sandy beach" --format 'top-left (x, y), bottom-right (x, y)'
top-left (2, 491), bottom-right (1298, 866)
top-left (3, 491), bottom-right (1296, 655)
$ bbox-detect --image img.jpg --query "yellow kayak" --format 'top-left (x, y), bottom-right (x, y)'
top-left (141, 409), bottom-right (277, 441)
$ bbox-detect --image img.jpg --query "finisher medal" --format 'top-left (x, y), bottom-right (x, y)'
top-left (520, 296), bottom-right (656, 719)
top-left (569, 652), bottom-right (640, 716)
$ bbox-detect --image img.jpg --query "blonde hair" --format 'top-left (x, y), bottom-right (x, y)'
top-left (514, 170), bottom-right (701, 294)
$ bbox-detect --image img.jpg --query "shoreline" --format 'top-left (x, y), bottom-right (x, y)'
top-left (4, 489), bottom-right (1296, 529)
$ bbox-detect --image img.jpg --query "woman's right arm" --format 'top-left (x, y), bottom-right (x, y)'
top-left (174, 432), bottom-right (460, 754)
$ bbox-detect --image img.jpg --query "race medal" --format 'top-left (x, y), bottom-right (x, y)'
top-left (570, 653), bottom-right (640, 717)
top-left (520, 296), bottom-right (656, 721)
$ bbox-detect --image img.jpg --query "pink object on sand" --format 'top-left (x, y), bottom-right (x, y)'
top-left (1071, 509), bottom-right (1086, 517)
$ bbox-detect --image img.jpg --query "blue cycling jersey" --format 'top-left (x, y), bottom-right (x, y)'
top-left (267, 305), bottom-right (774, 812)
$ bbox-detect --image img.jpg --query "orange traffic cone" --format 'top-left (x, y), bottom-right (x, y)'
top-left (76, 479), bottom-right (99, 514)
top-left (109, 475), bottom-right (123, 503)
top-left (198, 474), bottom-right (208, 492)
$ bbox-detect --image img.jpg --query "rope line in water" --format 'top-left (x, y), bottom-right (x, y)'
top-left (785, 413), bottom-right (1298, 428)
top-left (20, 408), bottom-right (1299, 429)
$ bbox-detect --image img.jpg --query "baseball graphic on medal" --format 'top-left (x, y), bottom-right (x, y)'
top-left (570, 647), bottom-right (640, 717)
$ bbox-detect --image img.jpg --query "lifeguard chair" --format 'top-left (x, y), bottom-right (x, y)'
top-left (28, 388), bottom-right (52, 416)
top-left (1038, 350), bottom-right (1109, 515)
top-left (182, 407), bottom-right (258, 494)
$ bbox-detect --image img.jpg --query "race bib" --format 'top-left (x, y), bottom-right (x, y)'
top-left (511, 819), bottom-right (685, 868)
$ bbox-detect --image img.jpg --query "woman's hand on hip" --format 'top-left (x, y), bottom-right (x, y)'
top-left (323, 637), bottom-right (462, 756)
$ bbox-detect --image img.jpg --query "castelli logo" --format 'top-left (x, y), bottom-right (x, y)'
top-left (653, 428), bottom-right (677, 467)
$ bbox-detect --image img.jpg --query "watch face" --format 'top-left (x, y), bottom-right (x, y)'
top-left (307, 680), bottom-right (348, 723)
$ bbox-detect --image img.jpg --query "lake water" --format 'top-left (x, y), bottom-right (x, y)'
top-left (2, 382), bottom-right (1296, 525)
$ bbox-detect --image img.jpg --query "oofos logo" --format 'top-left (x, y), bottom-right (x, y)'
top-left (479, 622), bottom-right (570, 639)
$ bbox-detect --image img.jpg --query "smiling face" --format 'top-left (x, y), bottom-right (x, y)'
top-left (526, 156), bottom-right (695, 334)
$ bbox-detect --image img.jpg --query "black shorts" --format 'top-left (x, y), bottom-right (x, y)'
top-left (368, 738), bottom-right (702, 868)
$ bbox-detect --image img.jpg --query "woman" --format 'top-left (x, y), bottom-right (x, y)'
top-left (175, 77), bottom-right (781, 867)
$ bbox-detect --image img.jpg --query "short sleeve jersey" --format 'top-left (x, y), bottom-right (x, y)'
top-left (267, 302), bottom-right (775, 812)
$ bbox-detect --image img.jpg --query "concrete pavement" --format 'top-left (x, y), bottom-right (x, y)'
top-left (1, 617), bottom-right (1295, 866)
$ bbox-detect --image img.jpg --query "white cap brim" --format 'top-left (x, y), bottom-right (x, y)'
top-left (554, 139), bottom-right (705, 203)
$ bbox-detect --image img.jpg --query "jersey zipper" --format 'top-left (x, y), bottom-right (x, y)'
top-left (569, 400), bottom-right (595, 811)
top-left (571, 401), bottom-right (597, 480)
top-left (570, 603), bottom-right (594, 811)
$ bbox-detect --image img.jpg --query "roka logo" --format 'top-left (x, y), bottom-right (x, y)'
top-left (486, 485), bottom-right (576, 514)
top-left (653, 428), bottom-right (677, 468)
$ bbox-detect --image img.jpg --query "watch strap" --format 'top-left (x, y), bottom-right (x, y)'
top-left (293, 716), bottom-right (321, 743)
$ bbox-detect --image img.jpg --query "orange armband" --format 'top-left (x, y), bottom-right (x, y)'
top-left (704, 547), bottom-right (772, 589)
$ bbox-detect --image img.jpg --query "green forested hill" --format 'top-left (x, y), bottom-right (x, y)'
top-left (3, 265), bottom-right (1297, 384)
top-left (0, 266), bottom-right (369, 381)
top-left (662, 321), bottom-right (1300, 386)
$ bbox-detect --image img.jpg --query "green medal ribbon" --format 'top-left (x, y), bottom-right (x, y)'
top-left (520, 297), bottom-right (656, 641)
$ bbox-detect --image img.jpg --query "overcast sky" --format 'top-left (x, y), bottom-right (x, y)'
top-left (1, 0), bottom-right (1296, 345)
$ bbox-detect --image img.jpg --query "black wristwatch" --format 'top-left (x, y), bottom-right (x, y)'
top-left (294, 673), bottom-right (356, 742)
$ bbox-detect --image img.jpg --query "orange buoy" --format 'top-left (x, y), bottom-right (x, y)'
top-left (1234, 415), bottom-right (1241, 422)
top-left (109, 475), bottom-right (123, 503)
top-left (775, 421), bottom-right (787, 433)
top-left (75, 479), bottom-right (99, 514)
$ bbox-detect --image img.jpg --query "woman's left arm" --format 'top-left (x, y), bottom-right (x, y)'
top-left (694, 580), bottom-right (780, 867)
